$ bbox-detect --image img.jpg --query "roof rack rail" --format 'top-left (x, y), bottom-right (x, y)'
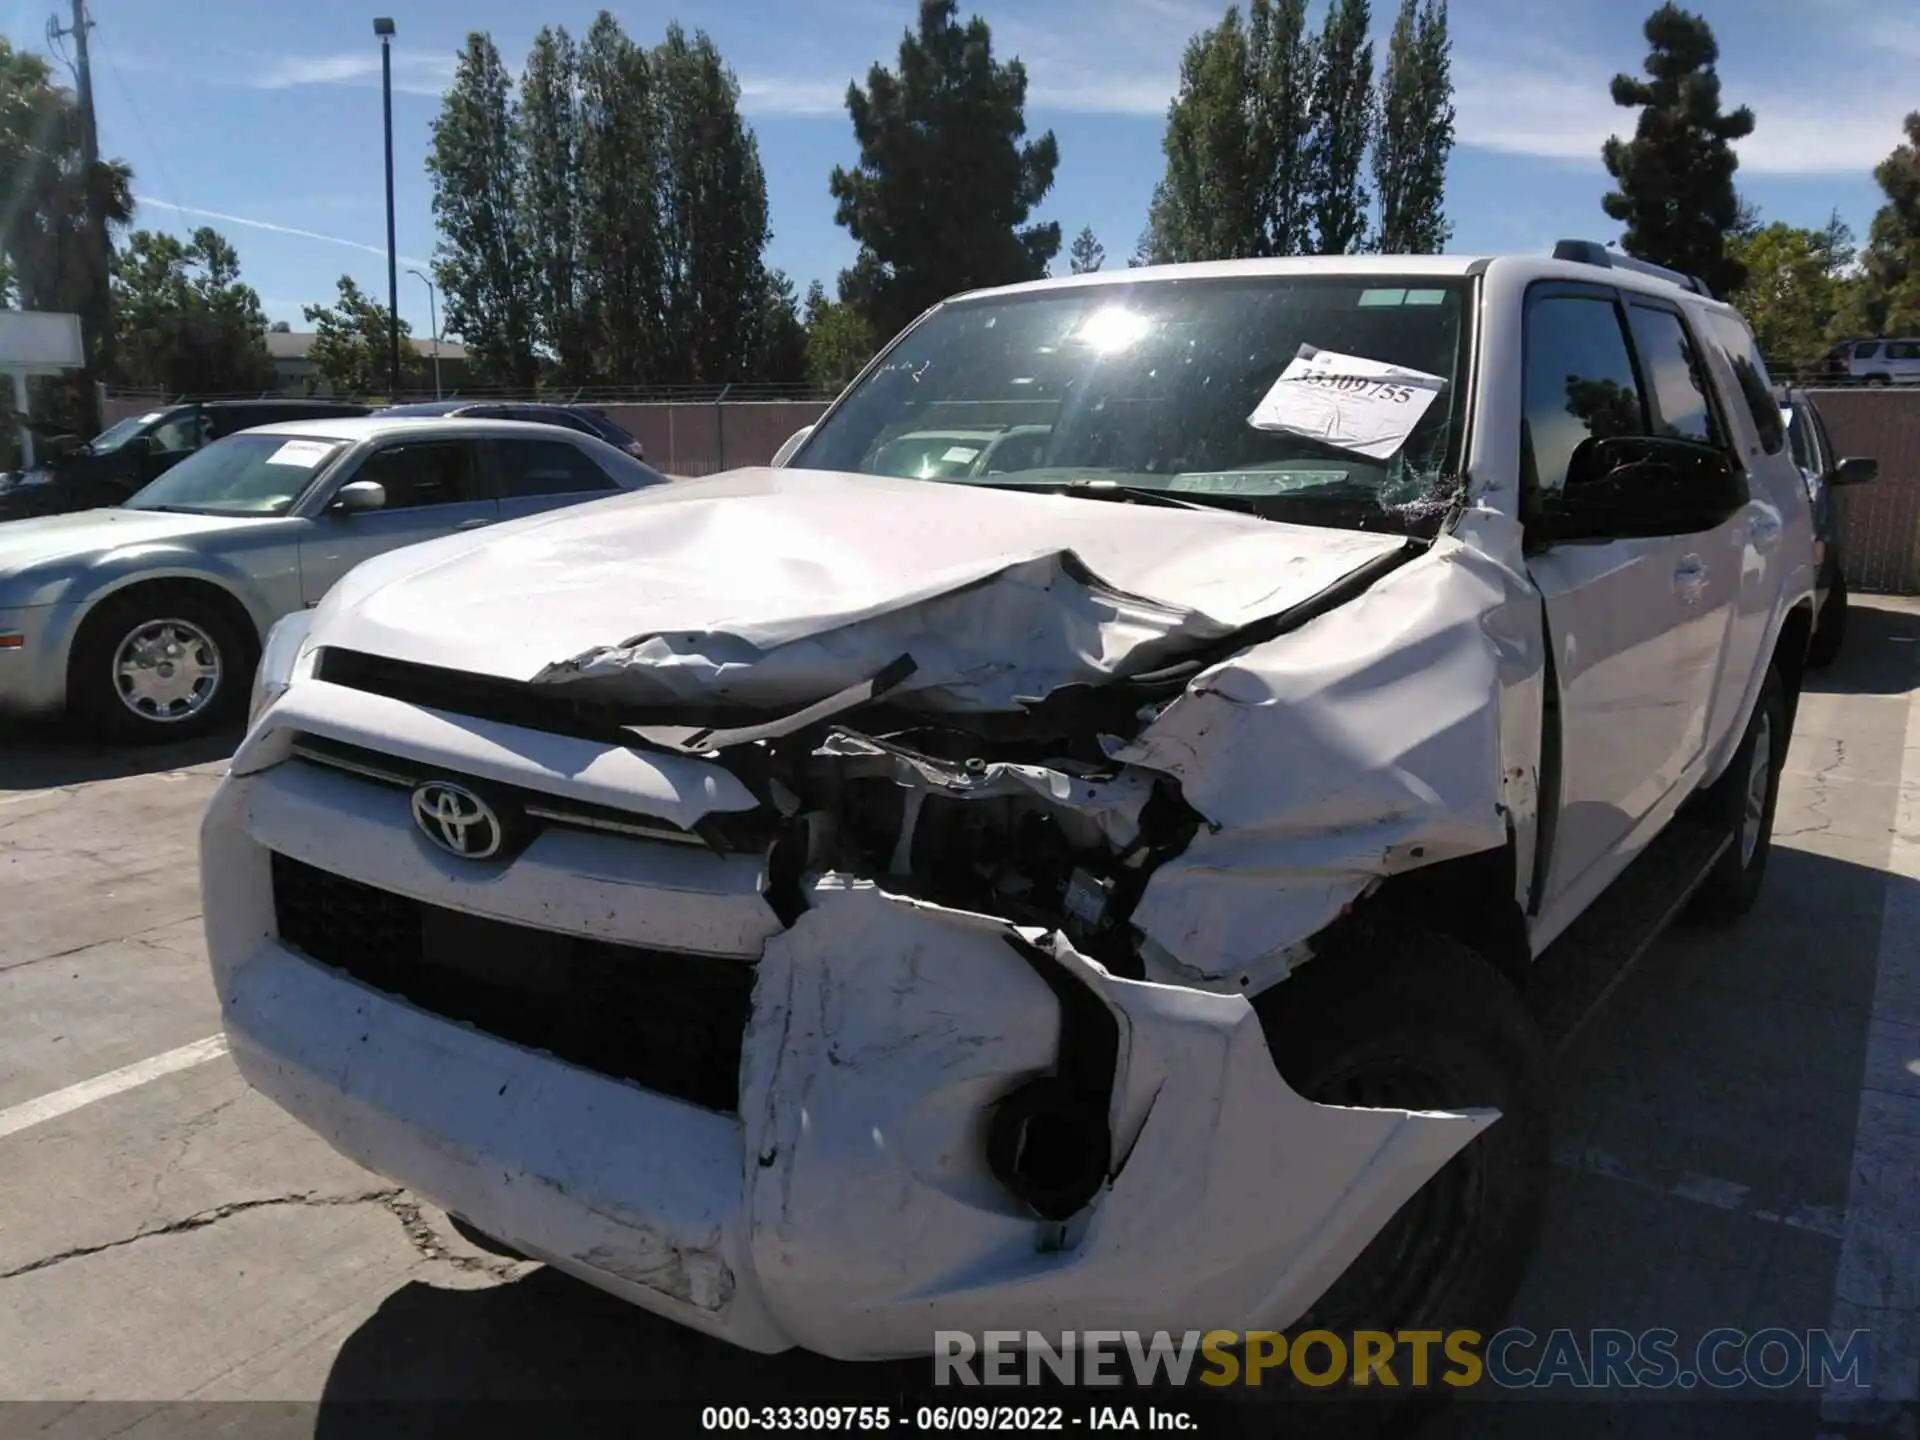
top-left (1551, 239), bottom-right (1715, 299)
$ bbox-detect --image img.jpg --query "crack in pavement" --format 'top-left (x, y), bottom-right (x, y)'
top-left (0, 1189), bottom-right (405, 1280)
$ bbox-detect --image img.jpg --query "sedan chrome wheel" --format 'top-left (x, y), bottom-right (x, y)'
top-left (112, 618), bottom-right (223, 723)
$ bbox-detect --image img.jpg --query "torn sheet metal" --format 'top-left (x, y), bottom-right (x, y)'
top-left (815, 728), bottom-right (1156, 851)
top-left (739, 880), bottom-right (1497, 1355)
top-left (1115, 531), bottom-right (1545, 990)
top-left (536, 548), bottom-right (1241, 716)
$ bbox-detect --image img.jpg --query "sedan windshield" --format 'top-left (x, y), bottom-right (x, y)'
top-left (124, 433), bottom-right (348, 516)
top-left (85, 412), bottom-right (164, 454)
top-left (791, 274), bottom-right (1473, 534)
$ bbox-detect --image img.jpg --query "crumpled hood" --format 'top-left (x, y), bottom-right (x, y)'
top-left (316, 467), bottom-right (1408, 709)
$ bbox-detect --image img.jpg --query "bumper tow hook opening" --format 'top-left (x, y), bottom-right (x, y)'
top-left (986, 1074), bottom-right (1111, 1222)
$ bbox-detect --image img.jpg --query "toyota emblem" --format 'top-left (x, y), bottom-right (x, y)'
top-left (410, 781), bottom-right (503, 859)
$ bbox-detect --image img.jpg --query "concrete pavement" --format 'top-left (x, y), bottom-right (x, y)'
top-left (1, 601), bottom-right (1917, 1437)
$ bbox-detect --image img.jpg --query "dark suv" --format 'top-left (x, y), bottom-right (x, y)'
top-left (376, 400), bottom-right (646, 458)
top-left (0, 398), bottom-right (371, 521)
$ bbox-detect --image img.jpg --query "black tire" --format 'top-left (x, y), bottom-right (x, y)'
top-left (1246, 921), bottom-right (1549, 1427)
top-left (1807, 571), bottom-right (1848, 668)
top-left (69, 589), bottom-right (253, 745)
top-left (1688, 666), bottom-right (1787, 922)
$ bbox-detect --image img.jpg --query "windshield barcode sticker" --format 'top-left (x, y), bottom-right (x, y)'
top-left (1247, 344), bottom-right (1447, 460)
top-left (265, 440), bottom-right (337, 467)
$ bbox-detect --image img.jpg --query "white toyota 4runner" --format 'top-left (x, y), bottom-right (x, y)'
top-left (202, 245), bottom-right (1815, 1370)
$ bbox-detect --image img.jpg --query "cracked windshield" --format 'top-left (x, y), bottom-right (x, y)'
top-left (795, 276), bottom-right (1468, 533)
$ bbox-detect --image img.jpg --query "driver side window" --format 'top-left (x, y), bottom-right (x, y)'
top-left (1522, 292), bottom-right (1647, 499)
top-left (350, 441), bottom-right (483, 510)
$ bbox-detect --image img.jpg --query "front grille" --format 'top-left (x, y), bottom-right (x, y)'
top-left (315, 647), bottom-right (634, 744)
top-left (271, 852), bottom-right (754, 1113)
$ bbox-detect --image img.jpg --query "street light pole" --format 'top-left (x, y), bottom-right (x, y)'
top-left (374, 18), bottom-right (400, 400)
top-left (407, 268), bottom-right (441, 399)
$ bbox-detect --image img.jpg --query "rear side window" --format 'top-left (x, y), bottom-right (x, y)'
top-left (494, 438), bottom-right (616, 496)
top-left (1700, 312), bottom-right (1785, 455)
top-left (1522, 291), bottom-right (1647, 497)
top-left (1853, 342), bottom-right (1881, 360)
top-left (1625, 304), bottom-right (1722, 448)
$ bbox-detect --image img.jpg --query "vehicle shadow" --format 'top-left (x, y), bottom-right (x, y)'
top-left (1801, 594), bottom-right (1920, 697)
top-left (0, 719), bottom-right (240, 791)
top-left (311, 1269), bottom-right (1413, 1437)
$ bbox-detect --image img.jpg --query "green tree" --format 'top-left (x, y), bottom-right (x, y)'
top-left (1372, 0), bottom-right (1454, 253)
top-left (1250, 0), bottom-right (1317, 257)
top-left (268, 320), bottom-right (292, 333)
top-left (427, 32), bottom-right (536, 388)
top-left (302, 276), bottom-right (419, 397)
top-left (654, 24), bottom-right (772, 382)
top-left (576, 11), bottom-right (666, 384)
top-left (1146, 9), bottom-right (1262, 263)
top-left (803, 280), bottom-right (877, 390)
top-left (0, 40), bottom-right (133, 426)
top-left (830, 0), bottom-right (1060, 343)
top-left (1600, 5), bottom-right (1754, 298)
top-left (517, 25), bottom-right (589, 383)
top-left (1728, 218), bottom-right (1860, 372)
top-left (112, 227), bottom-right (276, 394)
top-left (1068, 226), bottom-right (1105, 274)
top-left (1142, 0), bottom-right (1321, 263)
top-left (749, 268), bottom-right (809, 384)
top-left (1854, 113), bottom-right (1920, 335)
top-left (1305, 0), bottom-right (1374, 254)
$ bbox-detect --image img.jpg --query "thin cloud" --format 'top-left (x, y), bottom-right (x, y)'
top-left (1453, 46), bottom-right (1912, 176)
top-left (133, 196), bottom-right (430, 269)
top-left (737, 77), bottom-right (850, 117)
top-left (251, 51), bottom-right (454, 98)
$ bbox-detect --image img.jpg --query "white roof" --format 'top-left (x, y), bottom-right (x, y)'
top-left (957, 250), bottom-right (1725, 308)
top-left (230, 416), bottom-right (604, 444)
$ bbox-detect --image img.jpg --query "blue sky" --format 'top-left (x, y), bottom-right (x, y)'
top-left (9, 0), bottom-right (1914, 342)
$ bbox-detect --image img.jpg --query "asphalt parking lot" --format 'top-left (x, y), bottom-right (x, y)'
top-left (1, 600), bottom-right (1917, 1439)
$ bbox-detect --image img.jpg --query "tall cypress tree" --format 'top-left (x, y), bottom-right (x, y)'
top-left (1305, 0), bottom-right (1374, 254)
top-left (1372, 0), bottom-right (1454, 254)
top-left (1600, 4), bottom-right (1755, 297)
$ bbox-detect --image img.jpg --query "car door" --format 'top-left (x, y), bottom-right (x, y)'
top-left (1523, 284), bottom-right (1741, 917)
top-left (490, 435), bottom-right (625, 523)
top-left (297, 437), bottom-right (498, 604)
top-left (1888, 340), bottom-right (1920, 384)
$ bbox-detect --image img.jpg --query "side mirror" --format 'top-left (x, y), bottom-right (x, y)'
top-left (770, 425), bottom-right (814, 468)
top-left (330, 479), bottom-right (387, 514)
top-left (1541, 435), bottom-right (1746, 543)
top-left (1828, 456), bottom-right (1877, 487)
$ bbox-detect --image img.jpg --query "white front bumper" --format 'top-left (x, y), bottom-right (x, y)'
top-left (202, 716), bottom-right (1496, 1360)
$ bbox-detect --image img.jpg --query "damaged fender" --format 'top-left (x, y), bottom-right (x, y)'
top-left (1117, 533), bottom-right (1545, 990)
top-left (739, 880), bottom-right (1497, 1358)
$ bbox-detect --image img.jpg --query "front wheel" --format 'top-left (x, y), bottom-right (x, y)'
top-left (1689, 666), bottom-right (1787, 921)
top-left (69, 591), bottom-right (252, 744)
top-left (1253, 924), bottom-right (1549, 1387)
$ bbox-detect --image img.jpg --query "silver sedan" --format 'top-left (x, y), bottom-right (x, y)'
top-left (0, 415), bottom-right (670, 741)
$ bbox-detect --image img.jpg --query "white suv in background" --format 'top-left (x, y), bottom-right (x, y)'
top-left (1822, 336), bottom-right (1920, 385)
top-left (200, 242), bottom-right (1815, 1409)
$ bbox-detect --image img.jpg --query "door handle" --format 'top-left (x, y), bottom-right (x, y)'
top-left (1673, 554), bottom-right (1708, 605)
top-left (457, 518), bottom-right (493, 530)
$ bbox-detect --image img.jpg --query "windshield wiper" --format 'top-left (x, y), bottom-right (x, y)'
top-left (970, 476), bottom-right (1255, 514)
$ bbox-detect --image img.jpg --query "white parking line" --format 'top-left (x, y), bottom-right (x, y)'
top-left (0, 1034), bottom-right (230, 1141)
top-left (1824, 668), bottom-right (1920, 1413)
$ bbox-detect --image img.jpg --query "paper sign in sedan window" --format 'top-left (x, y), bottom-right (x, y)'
top-left (941, 446), bottom-right (982, 464)
top-left (266, 439), bottom-right (344, 468)
top-left (1246, 343), bottom-right (1448, 460)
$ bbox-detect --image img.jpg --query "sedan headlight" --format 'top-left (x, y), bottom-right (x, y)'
top-left (249, 609), bottom-right (317, 726)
